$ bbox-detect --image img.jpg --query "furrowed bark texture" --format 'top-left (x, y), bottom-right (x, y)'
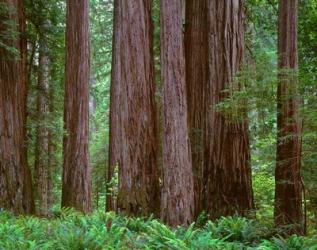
top-left (203, 0), bottom-right (254, 219)
top-left (0, 0), bottom-right (34, 214)
top-left (19, 0), bottom-right (34, 215)
top-left (185, 0), bottom-right (208, 218)
top-left (62, 0), bottom-right (92, 213)
top-left (34, 41), bottom-right (49, 216)
top-left (106, 0), bottom-right (119, 212)
top-left (160, 0), bottom-right (194, 227)
top-left (275, 0), bottom-right (303, 234)
top-left (108, 0), bottom-right (160, 216)
top-left (47, 84), bottom-right (55, 214)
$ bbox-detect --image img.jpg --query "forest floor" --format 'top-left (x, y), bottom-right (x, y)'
top-left (0, 210), bottom-right (316, 249)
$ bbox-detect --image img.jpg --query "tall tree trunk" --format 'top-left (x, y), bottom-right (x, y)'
top-left (34, 40), bottom-right (49, 216)
top-left (19, 0), bottom-right (35, 215)
top-left (108, 0), bottom-right (160, 216)
top-left (202, 0), bottom-right (254, 219)
top-left (106, 0), bottom-right (119, 212)
top-left (62, 0), bottom-right (92, 213)
top-left (47, 93), bottom-right (55, 215)
top-left (185, 0), bottom-right (208, 218)
top-left (0, 0), bottom-right (34, 214)
top-left (160, 0), bottom-right (194, 227)
top-left (275, 0), bottom-right (303, 234)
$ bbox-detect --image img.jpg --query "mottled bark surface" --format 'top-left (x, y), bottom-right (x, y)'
top-left (160, 0), bottom-right (194, 227)
top-left (34, 42), bottom-right (49, 216)
top-left (62, 0), bottom-right (92, 213)
top-left (106, 0), bottom-right (119, 212)
top-left (275, 0), bottom-right (303, 234)
top-left (47, 73), bottom-right (56, 213)
top-left (108, 0), bottom-right (160, 216)
top-left (47, 108), bottom-right (55, 213)
top-left (203, 0), bottom-right (254, 219)
top-left (0, 0), bottom-right (34, 214)
top-left (19, 0), bottom-right (34, 215)
top-left (185, 0), bottom-right (208, 218)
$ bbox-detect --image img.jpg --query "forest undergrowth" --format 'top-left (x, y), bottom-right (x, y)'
top-left (1, 210), bottom-right (317, 250)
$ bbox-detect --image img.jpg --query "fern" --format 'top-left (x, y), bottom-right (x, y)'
top-left (0, 210), bottom-right (316, 250)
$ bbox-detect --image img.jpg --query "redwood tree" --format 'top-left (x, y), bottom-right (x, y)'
top-left (185, 0), bottom-right (208, 218)
top-left (185, 0), bottom-right (254, 219)
top-left (62, 0), bottom-right (92, 213)
top-left (47, 80), bottom-right (55, 214)
top-left (0, 0), bottom-right (34, 214)
top-left (34, 39), bottom-right (49, 216)
top-left (160, 0), bottom-right (194, 226)
top-left (108, 0), bottom-right (160, 216)
top-left (274, 0), bottom-right (303, 234)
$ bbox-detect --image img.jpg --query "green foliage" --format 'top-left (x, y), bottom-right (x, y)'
top-left (258, 235), bottom-right (317, 250)
top-left (0, 211), bottom-right (316, 250)
top-left (89, 0), bottom-right (113, 210)
top-left (252, 173), bottom-right (275, 225)
top-left (17, 0), bottom-right (317, 239)
top-left (0, 2), bottom-right (20, 56)
top-left (217, 0), bottom-right (317, 233)
top-left (205, 216), bottom-right (273, 245)
top-left (24, 0), bottom-right (66, 209)
top-left (298, 0), bottom-right (317, 231)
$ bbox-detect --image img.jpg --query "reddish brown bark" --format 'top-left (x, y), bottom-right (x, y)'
top-left (106, 0), bottom-right (119, 212)
top-left (160, 0), bottom-right (194, 227)
top-left (202, 0), bottom-right (254, 219)
top-left (108, 0), bottom-right (160, 216)
top-left (47, 82), bottom-right (55, 214)
top-left (185, 0), bottom-right (208, 218)
top-left (34, 41), bottom-right (49, 216)
top-left (274, 0), bottom-right (303, 234)
top-left (0, 0), bottom-right (34, 214)
top-left (19, 0), bottom-right (34, 214)
top-left (62, 0), bottom-right (92, 213)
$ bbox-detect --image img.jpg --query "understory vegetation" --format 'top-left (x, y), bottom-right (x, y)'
top-left (1, 210), bottom-right (317, 250)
